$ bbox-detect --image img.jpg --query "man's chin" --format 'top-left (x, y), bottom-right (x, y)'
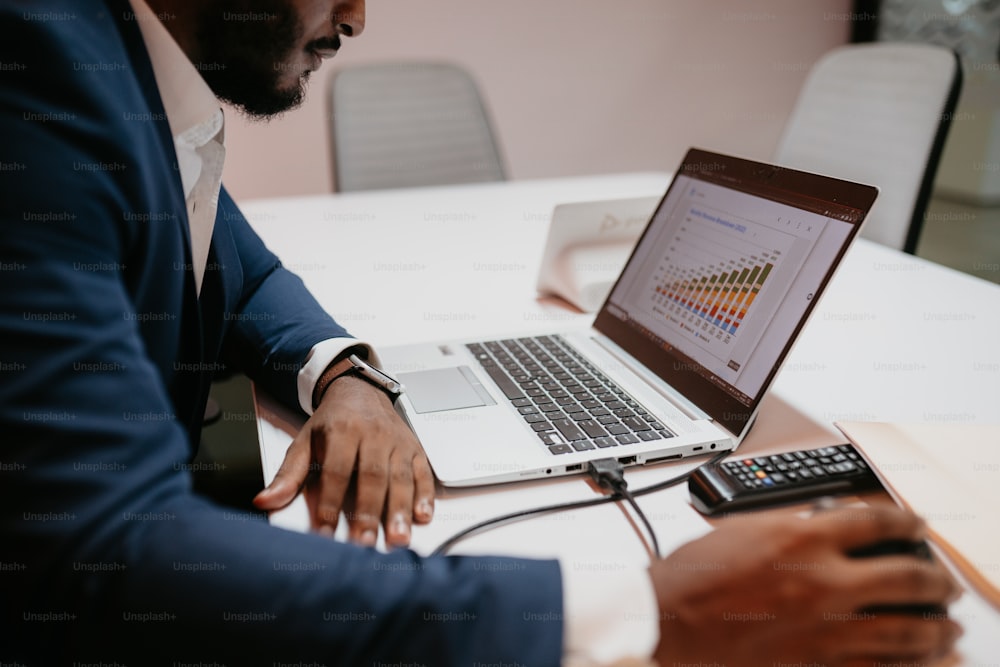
top-left (218, 81), bottom-right (307, 120)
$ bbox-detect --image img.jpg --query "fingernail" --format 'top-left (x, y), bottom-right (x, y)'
top-left (360, 529), bottom-right (377, 546)
top-left (417, 499), bottom-right (433, 520)
top-left (318, 524), bottom-right (335, 538)
top-left (391, 514), bottom-right (410, 541)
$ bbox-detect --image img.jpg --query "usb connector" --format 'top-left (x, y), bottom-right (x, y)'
top-left (588, 458), bottom-right (627, 492)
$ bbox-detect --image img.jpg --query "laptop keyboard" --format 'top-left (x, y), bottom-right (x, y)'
top-left (465, 335), bottom-right (673, 455)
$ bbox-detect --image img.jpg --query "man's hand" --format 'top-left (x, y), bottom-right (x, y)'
top-left (253, 375), bottom-right (434, 547)
top-left (650, 504), bottom-right (961, 666)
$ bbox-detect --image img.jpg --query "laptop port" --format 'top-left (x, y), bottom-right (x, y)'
top-left (618, 456), bottom-right (637, 465)
top-left (566, 464), bottom-right (582, 472)
top-left (645, 453), bottom-right (683, 465)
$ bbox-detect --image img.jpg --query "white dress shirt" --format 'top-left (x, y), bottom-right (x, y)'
top-left (128, 2), bottom-right (659, 662)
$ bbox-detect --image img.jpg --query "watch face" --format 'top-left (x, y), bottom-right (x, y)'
top-left (350, 355), bottom-right (403, 398)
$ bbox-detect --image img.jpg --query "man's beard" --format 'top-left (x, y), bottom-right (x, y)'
top-left (193, 1), bottom-right (307, 119)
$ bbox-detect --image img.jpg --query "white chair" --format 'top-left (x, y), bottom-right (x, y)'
top-left (773, 42), bottom-right (962, 254)
top-left (330, 61), bottom-right (506, 192)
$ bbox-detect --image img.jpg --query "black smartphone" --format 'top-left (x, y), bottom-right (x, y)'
top-left (688, 443), bottom-right (883, 515)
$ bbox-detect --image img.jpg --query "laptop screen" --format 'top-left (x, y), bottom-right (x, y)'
top-left (595, 148), bottom-right (877, 437)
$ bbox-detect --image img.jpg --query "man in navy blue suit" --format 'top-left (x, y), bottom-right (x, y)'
top-left (0, 0), bottom-right (963, 665)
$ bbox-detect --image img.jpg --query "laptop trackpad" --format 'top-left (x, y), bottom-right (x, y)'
top-left (398, 366), bottom-right (497, 414)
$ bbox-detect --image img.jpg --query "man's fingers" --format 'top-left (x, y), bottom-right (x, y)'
top-left (348, 441), bottom-right (390, 546)
top-left (296, 379), bottom-right (434, 544)
top-left (314, 426), bottom-right (357, 535)
top-left (836, 615), bottom-right (961, 662)
top-left (252, 429), bottom-right (312, 511)
top-left (813, 504), bottom-right (926, 552)
top-left (412, 452), bottom-right (435, 524)
top-left (849, 557), bottom-right (961, 609)
top-left (383, 449), bottom-right (416, 547)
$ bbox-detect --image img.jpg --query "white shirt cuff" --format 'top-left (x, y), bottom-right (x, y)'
top-left (561, 559), bottom-right (659, 667)
top-left (296, 337), bottom-right (378, 415)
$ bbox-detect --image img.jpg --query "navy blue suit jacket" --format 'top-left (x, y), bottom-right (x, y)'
top-left (0, 1), bottom-right (563, 664)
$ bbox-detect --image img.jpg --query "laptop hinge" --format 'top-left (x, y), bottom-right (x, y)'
top-left (590, 334), bottom-right (711, 423)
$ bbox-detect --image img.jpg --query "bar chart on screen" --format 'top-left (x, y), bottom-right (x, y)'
top-left (655, 254), bottom-right (775, 335)
top-left (648, 204), bottom-right (797, 362)
top-left (613, 176), bottom-right (842, 392)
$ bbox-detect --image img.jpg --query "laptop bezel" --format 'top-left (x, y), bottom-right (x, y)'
top-left (592, 148), bottom-right (878, 436)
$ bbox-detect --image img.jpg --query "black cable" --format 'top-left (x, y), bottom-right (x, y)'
top-left (630, 448), bottom-right (729, 498)
top-left (429, 449), bottom-right (730, 557)
top-left (617, 484), bottom-right (661, 559)
top-left (586, 458), bottom-right (661, 559)
top-left (429, 492), bottom-right (613, 557)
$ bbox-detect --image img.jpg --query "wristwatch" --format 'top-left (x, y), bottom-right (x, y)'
top-left (313, 354), bottom-right (404, 408)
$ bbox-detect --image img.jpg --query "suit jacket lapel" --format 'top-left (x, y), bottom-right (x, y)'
top-left (111, 0), bottom-right (208, 434)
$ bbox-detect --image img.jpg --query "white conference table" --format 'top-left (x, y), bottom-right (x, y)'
top-left (240, 173), bottom-right (999, 663)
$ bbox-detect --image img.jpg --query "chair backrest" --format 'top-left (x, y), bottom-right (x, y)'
top-left (773, 42), bottom-right (962, 254)
top-left (330, 61), bottom-right (506, 192)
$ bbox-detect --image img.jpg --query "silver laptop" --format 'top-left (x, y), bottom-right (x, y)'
top-left (379, 149), bottom-right (877, 486)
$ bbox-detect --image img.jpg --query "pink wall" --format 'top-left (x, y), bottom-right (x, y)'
top-left (221, 0), bottom-right (852, 200)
